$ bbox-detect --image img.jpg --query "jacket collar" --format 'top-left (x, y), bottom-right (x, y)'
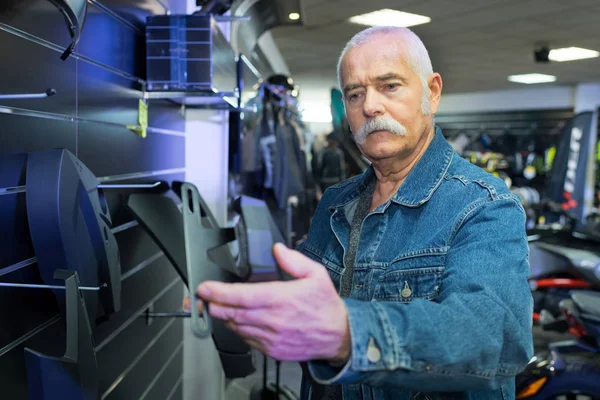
top-left (331, 126), bottom-right (454, 209)
top-left (391, 126), bottom-right (454, 207)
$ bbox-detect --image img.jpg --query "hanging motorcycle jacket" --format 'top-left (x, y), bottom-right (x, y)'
top-left (274, 119), bottom-right (306, 209)
top-left (255, 106), bottom-right (278, 189)
top-left (260, 134), bottom-right (277, 189)
top-left (240, 113), bottom-right (261, 173)
top-left (289, 119), bottom-right (312, 172)
top-left (289, 119), bottom-right (311, 191)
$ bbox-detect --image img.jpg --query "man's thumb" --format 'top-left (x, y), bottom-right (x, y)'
top-left (272, 243), bottom-right (315, 279)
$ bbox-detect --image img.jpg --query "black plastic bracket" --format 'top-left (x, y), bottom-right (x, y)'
top-left (26, 149), bottom-right (121, 319)
top-left (24, 269), bottom-right (98, 400)
top-left (181, 183), bottom-right (250, 338)
top-left (47, 0), bottom-right (88, 60)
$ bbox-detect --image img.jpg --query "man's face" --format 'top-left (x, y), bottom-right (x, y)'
top-left (340, 35), bottom-right (440, 162)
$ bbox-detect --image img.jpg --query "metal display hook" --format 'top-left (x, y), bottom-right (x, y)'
top-left (144, 294), bottom-right (205, 319)
top-left (0, 181), bottom-right (163, 196)
top-left (0, 88), bottom-right (56, 100)
top-left (146, 311), bottom-right (195, 318)
top-left (0, 282), bottom-right (107, 291)
top-left (98, 182), bottom-right (163, 189)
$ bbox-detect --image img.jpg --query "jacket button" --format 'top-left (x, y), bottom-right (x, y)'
top-left (366, 338), bottom-right (381, 363)
top-left (424, 364), bottom-right (433, 372)
top-left (401, 281), bottom-right (412, 298)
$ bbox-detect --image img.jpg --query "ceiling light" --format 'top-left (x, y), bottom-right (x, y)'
top-left (507, 73), bottom-right (557, 84)
top-left (548, 47), bottom-right (599, 62)
top-left (288, 12), bottom-right (300, 21)
top-left (348, 9), bottom-right (431, 28)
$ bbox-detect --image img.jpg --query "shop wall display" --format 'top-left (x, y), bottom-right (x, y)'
top-left (0, 1), bottom-right (185, 399)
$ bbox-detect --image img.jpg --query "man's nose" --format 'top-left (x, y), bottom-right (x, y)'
top-left (362, 90), bottom-right (385, 118)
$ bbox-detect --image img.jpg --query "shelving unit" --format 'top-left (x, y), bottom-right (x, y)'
top-left (144, 89), bottom-right (238, 108)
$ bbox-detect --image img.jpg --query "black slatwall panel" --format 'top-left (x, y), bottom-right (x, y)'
top-left (167, 382), bottom-right (184, 400)
top-left (93, 260), bottom-right (179, 345)
top-left (78, 123), bottom-right (185, 177)
top-left (0, 2), bottom-right (185, 399)
top-left (0, 314), bottom-right (65, 397)
top-left (104, 322), bottom-right (183, 399)
top-left (143, 355), bottom-right (184, 400)
top-left (96, 282), bottom-right (182, 392)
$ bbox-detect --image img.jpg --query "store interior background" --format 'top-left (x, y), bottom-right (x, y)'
top-left (1, 0), bottom-right (600, 399)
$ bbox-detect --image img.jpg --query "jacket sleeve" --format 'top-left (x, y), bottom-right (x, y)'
top-left (307, 195), bottom-right (534, 392)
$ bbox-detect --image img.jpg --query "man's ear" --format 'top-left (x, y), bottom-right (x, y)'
top-left (428, 73), bottom-right (443, 115)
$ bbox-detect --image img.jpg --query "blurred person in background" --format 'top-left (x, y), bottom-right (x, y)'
top-left (315, 133), bottom-right (347, 194)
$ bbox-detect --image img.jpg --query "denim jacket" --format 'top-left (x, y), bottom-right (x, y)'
top-left (296, 127), bottom-right (533, 400)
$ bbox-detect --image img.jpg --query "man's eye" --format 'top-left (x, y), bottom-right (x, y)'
top-left (386, 83), bottom-right (399, 90)
top-left (348, 93), bottom-right (361, 101)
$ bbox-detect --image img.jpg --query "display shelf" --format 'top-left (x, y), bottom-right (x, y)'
top-left (143, 90), bottom-right (258, 112)
top-left (143, 89), bottom-right (235, 105)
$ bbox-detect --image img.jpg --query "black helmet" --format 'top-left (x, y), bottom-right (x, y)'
top-left (266, 74), bottom-right (295, 92)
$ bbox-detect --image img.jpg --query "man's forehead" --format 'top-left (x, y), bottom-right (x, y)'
top-left (347, 32), bottom-right (407, 60)
top-left (341, 43), bottom-right (410, 85)
top-left (349, 37), bottom-right (403, 59)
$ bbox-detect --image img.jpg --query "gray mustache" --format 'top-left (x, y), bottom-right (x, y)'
top-left (354, 116), bottom-right (407, 144)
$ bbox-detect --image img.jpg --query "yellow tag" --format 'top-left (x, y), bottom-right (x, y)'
top-left (546, 146), bottom-right (556, 170)
top-left (126, 124), bottom-right (143, 136)
top-left (133, 99), bottom-right (148, 138)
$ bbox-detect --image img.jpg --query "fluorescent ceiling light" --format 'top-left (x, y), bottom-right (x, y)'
top-left (301, 103), bottom-right (332, 123)
top-left (548, 47), bottom-right (599, 62)
top-left (288, 12), bottom-right (300, 21)
top-left (507, 73), bottom-right (557, 84)
top-left (348, 9), bottom-right (431, 28)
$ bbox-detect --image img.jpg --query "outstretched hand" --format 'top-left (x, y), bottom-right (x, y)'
top-left (195, 243), bottom-right (351, 363)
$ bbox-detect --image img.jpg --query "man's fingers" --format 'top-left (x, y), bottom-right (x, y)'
top-left (272, 243), bottom-right (322, 279)
top-left (197, 281), bottom-right (281, 308)
top-left (224, 322), bottom-right (272, 355)
top-left (182, 296), bottom-right (203, 313)
top-left (226, 321), bottom-right (274, 344)
top-left (243, 338), bottom-right (268, 354)
top-left (209, 303), bottom-right (274, 329)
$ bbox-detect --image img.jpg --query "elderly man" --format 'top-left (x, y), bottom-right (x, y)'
top-left (193, 26), bottom-right (533, 399)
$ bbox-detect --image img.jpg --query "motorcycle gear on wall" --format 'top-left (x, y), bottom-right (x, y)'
top-left (235, 79), bottom-right (317, 247)
top-left (548, 112), bottom-right (594, 225)
top-left (26, 149), bottom-right (121, 320)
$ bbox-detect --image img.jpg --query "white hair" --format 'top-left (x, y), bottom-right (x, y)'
top-left (337, 26), bottom-right (434, 115)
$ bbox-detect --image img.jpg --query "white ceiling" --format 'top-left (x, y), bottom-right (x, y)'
top-left (270, 0), bottom-right (600, 94)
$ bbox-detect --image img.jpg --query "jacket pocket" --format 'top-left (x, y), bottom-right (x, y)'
top-left (300, 242), bottom-right (343, 289)
top-left (372, 254), bottom-right (446, 303)
top-left (301, 242), bottom-right (323, 263)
